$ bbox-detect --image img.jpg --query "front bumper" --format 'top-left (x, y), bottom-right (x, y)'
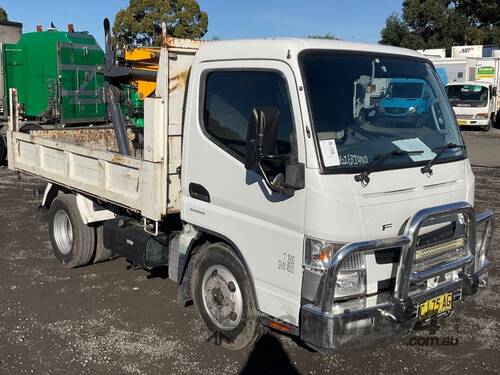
top-left (300, 202), bottom-right (494, 351)
top-left (456, 118), bottom-right (490, 126)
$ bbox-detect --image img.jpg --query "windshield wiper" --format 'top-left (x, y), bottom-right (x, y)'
top-left (420, 143), bottom-right (466, 176)
top-left (354, 149), bottom-right (424, 186)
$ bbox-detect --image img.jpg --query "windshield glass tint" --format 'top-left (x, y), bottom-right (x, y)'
top-left (446, 85), bottom-right (488, 107)
top-left (300, 52), bottom-right (465, 172)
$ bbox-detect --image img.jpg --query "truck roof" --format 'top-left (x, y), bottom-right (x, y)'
top-left (195, 38), bottom-right (427, 62)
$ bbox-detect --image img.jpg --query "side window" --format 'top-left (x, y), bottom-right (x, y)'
top-left (202, 70), bottom-right (294, 160)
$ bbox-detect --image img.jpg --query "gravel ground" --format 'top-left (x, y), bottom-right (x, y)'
top-left (0, 131), bottom-right (499, 375)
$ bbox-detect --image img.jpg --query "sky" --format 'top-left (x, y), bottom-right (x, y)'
top-left (2, 0), bottom-right (403, 47)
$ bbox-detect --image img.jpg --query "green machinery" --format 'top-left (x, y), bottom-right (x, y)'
top-left (3, 29), bottom-right (106, 124)
top-left (121, 84), bottom-right (145, 128)
top-left (2, 28), bottom-right (145, 127)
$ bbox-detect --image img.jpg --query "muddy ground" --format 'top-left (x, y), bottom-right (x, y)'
top-left (0, 129), bottom-right (499, 375)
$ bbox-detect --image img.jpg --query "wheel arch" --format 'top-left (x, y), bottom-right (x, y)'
top-left (40, 184), bottom-right (114, 225)
top-left (178, 226), bottom-right (260, 311)
top-left (41, 183), bottom-right (63, 209)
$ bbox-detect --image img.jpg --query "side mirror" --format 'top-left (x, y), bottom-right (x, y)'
top-left (492, 87), bottom-right (497, 97)
top-left (245, 107), bottom-right (279, 171)
top-left (285, 162), bottom-right (305, 190)
top-left (245, 107), bottom-right (297, 196)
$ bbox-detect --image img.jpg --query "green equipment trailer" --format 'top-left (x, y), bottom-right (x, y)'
top-left (3, 29), bottom-right (106, 125)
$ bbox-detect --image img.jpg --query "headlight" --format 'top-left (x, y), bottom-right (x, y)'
top-left (474, 113), bottom-right (489, 119)
top-left (304, 238), bottom-right (342, 270)
top-left (304, 238), bottom-right (367, 300)
top-left (335, 252), bottom-right (367, 299)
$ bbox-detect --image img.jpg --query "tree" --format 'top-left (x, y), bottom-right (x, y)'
top-left (308, 33), bottom-right (339, 40)
top-left (0, 7), bottom-right (8, 21)
top-left (380, 0), bottom-right (499, 49)
top-left (113, 0), bottom-right (208, 46)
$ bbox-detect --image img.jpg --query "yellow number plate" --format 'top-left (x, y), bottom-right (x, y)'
top-left (419, 292), bottom-right (453, 320)
top-left (457, 119), bottom-right (467, 125)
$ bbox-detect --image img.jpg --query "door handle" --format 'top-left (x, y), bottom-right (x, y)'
top-left (189, 183), bottom-right (210, 203)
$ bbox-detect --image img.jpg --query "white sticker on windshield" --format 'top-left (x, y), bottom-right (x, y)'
top-left (320, 139), bottom-right (341, 167)
top-left (392, 138), bottom-right (436, 162)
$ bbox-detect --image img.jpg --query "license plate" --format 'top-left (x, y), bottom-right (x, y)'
top-left (419, 292), bottom-right (453, 320)
top-left (457, 119), bottom-right (467, 125)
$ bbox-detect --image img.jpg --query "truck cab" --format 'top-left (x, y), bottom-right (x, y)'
top-left (181, 39), bottom-right (493, 350)
top-left (445, 81), bottom-right (497, 131)
top-left (7, 38), bottom-right (495, 352)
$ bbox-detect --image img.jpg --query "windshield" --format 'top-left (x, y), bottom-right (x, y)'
top-left (299, 51), bottom-right (465, 173)
top-left (446, 85), bottom-right (489, 107)
top-left (386, 82), bottom-right (424, 99)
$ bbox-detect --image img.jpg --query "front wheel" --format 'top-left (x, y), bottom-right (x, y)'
top-left (191, 243), bottom-right (261, 350)
top-left (483, 118), bottom-right (492, 132)
top-left (48, 194), bottom-right (95, 268)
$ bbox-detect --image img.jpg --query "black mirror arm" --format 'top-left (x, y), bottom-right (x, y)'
top-left (257, 162), bottom-right (294, 197)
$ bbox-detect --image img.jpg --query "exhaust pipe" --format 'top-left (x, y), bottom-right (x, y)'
top-left (105, 84), bottom-right (130, 156)
top-left (103, 18), bottom-right (131, 156)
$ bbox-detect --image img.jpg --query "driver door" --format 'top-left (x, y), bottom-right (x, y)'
top-left (182, 59), bottom-right (306, 325)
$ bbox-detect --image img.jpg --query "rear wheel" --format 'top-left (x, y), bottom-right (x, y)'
top-left (191, 243), bottom-right (261, 350)
top-left (48, 194), bottom-right (95, 268)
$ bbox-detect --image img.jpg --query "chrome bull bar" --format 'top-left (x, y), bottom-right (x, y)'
top-left (316, 201), bottom-right (495, 314)
top-left (301, 201), bottom-right (494, 351)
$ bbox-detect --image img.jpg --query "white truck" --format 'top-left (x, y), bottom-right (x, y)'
top-left (446, 81), bottom-right (497, 131)
top-left (444, 56), bottom-right (500, 131)
top-left (7, 38), bottom-right (495, 351)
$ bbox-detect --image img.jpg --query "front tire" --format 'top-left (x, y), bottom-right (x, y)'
top-left (483, 118), bottom-right (492, 132)
top-left (191, 243), bottom-right (261, 350)
top-left (48, 194), bottom-right (95, 268)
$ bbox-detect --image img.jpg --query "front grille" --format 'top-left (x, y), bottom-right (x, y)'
top-left (417, 222), bottom-right (456, 247)
top-left (385, 107), bottom-right (408, 115)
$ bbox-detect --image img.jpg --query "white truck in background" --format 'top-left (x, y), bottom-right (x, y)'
top-left (7, 38), bottom-right (495, 351)
top-left (446, 81), bottom-right (497, 131)
top-left (432, 57), bottom-right (478, 84)
top-left (443, 56), bottom-right (500, 131)
top-left (425, 49), bottom-right (500, 131)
